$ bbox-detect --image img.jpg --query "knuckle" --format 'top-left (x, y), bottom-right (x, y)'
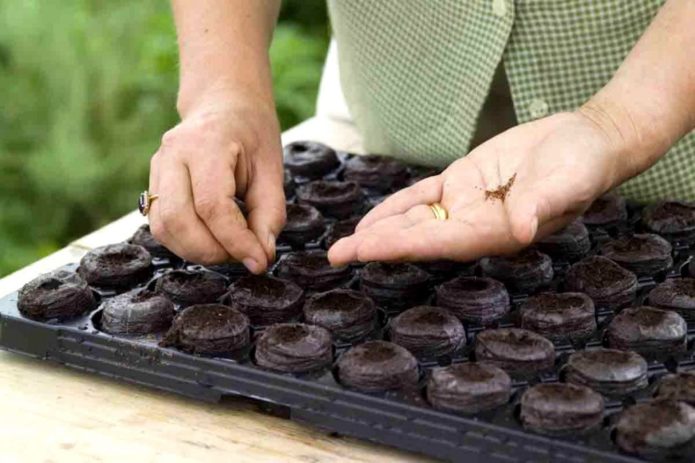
top-left (159, 207), bottom-right (185, 234)
top-left (149, 219), bottom-right (167, 244)
top-left (193, 196), bottom-right (219, 221)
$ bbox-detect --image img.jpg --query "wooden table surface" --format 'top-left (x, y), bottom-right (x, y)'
top-left (0, 122), bottom-right (435, 462)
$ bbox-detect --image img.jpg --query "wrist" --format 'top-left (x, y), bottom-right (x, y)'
top-left (576, 93), bottom-right (669, 187)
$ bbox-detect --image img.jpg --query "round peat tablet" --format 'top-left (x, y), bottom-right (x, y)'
top-left (606, 306), bottom-right (687, 356)
top-left (284, 141), bottom-right (339, 179)
top-left (17, 269), bottom-right (97, 321)
top-left (565, 256), bottom-right (637, 310)
top-left (276, 250), bottom-right (352, 291)
top-left (78, 243), bottom-right (152, 288)
top-left (324, 217), bottom-right (361, 249)
top-left (296, 180), bottom-right (364, 219)
top-left (520, 383), bottom-right (604, 435)
top-left (480, 249), bottom-right (553, 294)
top-left (155, 269), bottom-right (228, 307)
top-left (614, 400), bottom-right (695, 456)
top-left (416, 260), bottom-right (476, 285)
top-left (655, 372), bottom-right (695, 406)
top-left (283, 168), bottom-right (295, 197)
top-left (100, 288), bottom-right (174, 335)
top-left (642, 201), bottom-right (695, 245)
top-left (435, 276), bottom-right (510, 324)
top-left (129, 224), bottom-right (177, 260)
top-left (536, 220), bottom-right (591, 262)
top-left (519, 292), bottom-right (596, 341)
top-left (224, 274), bottom-right (304, 325)
top-left (278, 204), bottom-right (325, 248)
top-left (474, 328), bottom-right (555, 374)
top-left (160, 304), bottom-right (250, 355)
top-left (563, 348), bottom-right (648, 396)
top-left (426, 362), bottom-right (511, 414)
top-left (337, 340), bottom-right (419, 392)
top-left (255, 323), bottom-right (333, 373)
top-left (599, 233), bottom-right (673, 277)
top-left (389, 306), bottom-right (465, 359)
top-left (648, 278), bottom-right (695, 322)
top-left (343, 154), bottom-right (409, 192)
top-left (581, 192), bottom-right (628, 227)
top-left (303, 289), bottom-right (376, 341)
top-left (360, 262), bottom-right (431, 309)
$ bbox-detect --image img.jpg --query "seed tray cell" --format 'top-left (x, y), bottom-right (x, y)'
top-left (2, 144), bottom-right (695, 462)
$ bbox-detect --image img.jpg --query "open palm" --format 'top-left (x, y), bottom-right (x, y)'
top-left (328, 112), bottom-right (626, 265)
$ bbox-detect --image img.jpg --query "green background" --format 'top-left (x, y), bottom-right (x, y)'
top-left (0, 0), bottom-right (329, 277)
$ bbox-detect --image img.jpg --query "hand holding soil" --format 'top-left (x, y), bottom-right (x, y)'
top-left (328, 111), bottom-right (626, 265)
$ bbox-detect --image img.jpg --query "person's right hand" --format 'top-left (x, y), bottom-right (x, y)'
top-left (148, 97), bottom-right (286, 274)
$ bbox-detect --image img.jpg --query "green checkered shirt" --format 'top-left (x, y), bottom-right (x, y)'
top-left (327, 0), bottom-right (695, 201)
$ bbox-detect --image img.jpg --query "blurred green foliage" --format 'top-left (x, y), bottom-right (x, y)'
top-left (0, 0), bottom-right (329, 276)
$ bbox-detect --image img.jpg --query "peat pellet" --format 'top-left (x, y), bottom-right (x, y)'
top-left (655, 372), bottom-right (695, 405)
top-left (606, 306), bottom-right (687, 355)
top-left (284, 141), bottom-right (339, 179)
top-left (388, 306), bottom-right (465, 359)
top-left (255, 323), bottom-right (333, 373)
top-left (337, 340), bottom-right (419, 392)
top-left (283, 168), bottom-right (294, 197)
top-left (129, 224), bottom-right (177, 260)
top-left (278, 204), bottom-right (325, 248)
top-left (642, 201), bottom-right (695, 245)
top-left (436, 276), bottom-right (510, 324)
top-left (324, 217), bottom-right (360, 249)
top-left (160, 304), bottom-right (250, 355)
top-left (155, 269), bottom-right (228, 307)
top-left (536, 220), bottom-right (591, 262)
top-left (303, 289), bottom-right (376, 341)
top-left (519, 292), bottom-right (596, 341)
top-left (474, 328), bottom-right (555, 374)
top-left (520, 383), bottom-right (604, 435)
top-left (100, 288), bottom-right (174, 335)
top-left (343, 154), bottom-right (409, 192)
top-left (426, 363), bottom-right (511, 414)
top-left (276, 250), bottom-right (352, 291)
top-left (563, 348), bottom-right (648, 396)
top-left (565, 256), bottom-right (637, 310)
top-left (581, 192), bottom-right (628, 227)
top-left (17, 269), bottom-right (97, 321)
top-left (296, 180), bottom-right (364, 219)
top-left (599, 233), bottom-right (673, 277)
top-left (416, 260), bottom-right (476, 285)
top-left (614, 400), bottom-right (695, 456)
top-left (648, 278), bottom-right (695, 322)
top-left (360, 262), bottom-right (431, 309)
top-left (224, 275), bottom-right (304, 325)
top-left (78, 243), bottom-right (152, 288)
top-left (480, 249), bottom-right (553, 294)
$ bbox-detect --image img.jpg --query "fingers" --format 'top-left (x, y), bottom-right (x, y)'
top-left (148, 153), bottom-right (230, 265)
top-left (329, 215), bottom-right (513, 265)
top-left (356, 176), bottom-right (443, 231)
top-left (244, 147), bottom-right (287, 262)
top-left (186, 148), bottom-right (268, 274)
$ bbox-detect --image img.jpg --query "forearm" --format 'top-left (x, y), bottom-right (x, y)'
top-left (171, 0), bottom-right (281, 117)
top-left (580, 0), bottom-right (695, 184)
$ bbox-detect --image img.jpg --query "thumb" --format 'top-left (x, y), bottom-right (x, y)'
top-left (245, 151), bottom-right (287, 261)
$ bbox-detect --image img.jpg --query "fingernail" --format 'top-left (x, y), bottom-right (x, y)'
top-left (243, 257), bottom-right (261, 274)
top-left (267, 232), bottom-right (276, 258)
top-left (529, 217), bottom-right (539, 240)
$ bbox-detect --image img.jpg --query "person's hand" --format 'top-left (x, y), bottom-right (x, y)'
top-left (328, 111), bottom-right (632, 265)
top-left (148, 97), bottom-right (286, 273)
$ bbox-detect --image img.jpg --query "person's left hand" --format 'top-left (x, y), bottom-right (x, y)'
top-left (327, 110), bottom-right (633, 265)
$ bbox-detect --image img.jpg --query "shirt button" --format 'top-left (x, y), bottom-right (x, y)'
top-left (528, 99), bottom-right (549, 119)
top-left (492, 0), bottom-right (507, 18)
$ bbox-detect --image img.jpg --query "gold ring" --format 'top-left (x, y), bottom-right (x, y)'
top-left (429, 202), bottom-right (448, 221)
top-left (138, 190), bottom-right (159, 216)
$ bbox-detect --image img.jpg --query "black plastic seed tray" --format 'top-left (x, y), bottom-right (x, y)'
top-left (2, 145), bottom-right (695, 462)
